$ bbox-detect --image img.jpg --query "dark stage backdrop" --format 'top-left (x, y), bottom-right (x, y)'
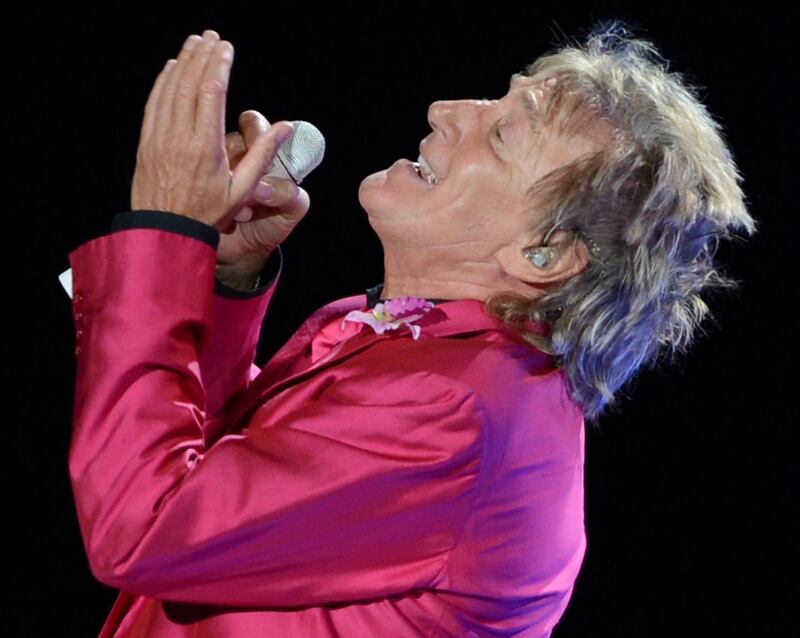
top-left (13, 4), bottom-right (791, 637)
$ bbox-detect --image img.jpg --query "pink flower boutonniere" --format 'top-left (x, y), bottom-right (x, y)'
top-left (341, 296), bottom-right (436, 340)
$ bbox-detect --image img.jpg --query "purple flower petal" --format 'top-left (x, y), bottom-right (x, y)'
top-left (341, 301), bottom-right (432, 339)
top-left (384, 296), bottom-right (435, 319)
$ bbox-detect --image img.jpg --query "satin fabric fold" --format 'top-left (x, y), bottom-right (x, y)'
top-left (309, 311), bottom-right (368, 363)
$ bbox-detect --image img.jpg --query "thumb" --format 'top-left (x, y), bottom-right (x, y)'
top-left (229, 121), bottom-right (294, 207)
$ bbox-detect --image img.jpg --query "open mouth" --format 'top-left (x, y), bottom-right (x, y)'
top-left (408, 160), bottom-right (439, 186)
top-left (409, 161), bottom-right (427, 182)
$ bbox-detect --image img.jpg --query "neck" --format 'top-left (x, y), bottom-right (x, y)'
top-left (367, 283), bottom-right (453, 309)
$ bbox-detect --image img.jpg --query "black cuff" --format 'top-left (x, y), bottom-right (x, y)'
top-left (214, 244), bottom-right (284, 299)
top-left (110, 210), bottom-right (219, 250)
top-left (109, 210), bottom-right (283, 299)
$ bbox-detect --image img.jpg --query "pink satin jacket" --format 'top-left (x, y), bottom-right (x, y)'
top-left (67, 212), bottom-right (587, 637)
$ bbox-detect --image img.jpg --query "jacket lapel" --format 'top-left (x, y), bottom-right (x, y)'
top-left (218, 294), bottom-right (546, 432)
top-left (219, 294), bottom-right (376, 429)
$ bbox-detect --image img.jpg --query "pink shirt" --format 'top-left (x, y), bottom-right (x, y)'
top-left (68, 225), bottom-right (586, 637)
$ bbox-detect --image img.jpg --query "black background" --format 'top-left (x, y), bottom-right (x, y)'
top-left (12, 3), bottom-right (793, 636)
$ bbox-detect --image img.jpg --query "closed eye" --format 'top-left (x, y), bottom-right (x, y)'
top-left (477, 95), bottom-right (505, 139)
top-left (493, 121), bottom-right (505, 143)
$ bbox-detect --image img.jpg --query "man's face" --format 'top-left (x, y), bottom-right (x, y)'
top-left (358, 73), bottom-right (610, 298)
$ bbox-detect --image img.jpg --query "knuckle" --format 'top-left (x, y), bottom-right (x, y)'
top-left (175, 86), bottom-right (196, 101)
top-left (199, 79), bottom-right (225, 94)
top-left (176, 78), bottom-right (196, 93)
top-left (158, 86), bottom-right (175, 102)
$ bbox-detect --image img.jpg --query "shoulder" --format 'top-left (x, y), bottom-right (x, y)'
top-left (353, 329), bottom-right (558, 388)
top-left (334, 332), bottom-right (583, 475)
top-left (344, 329), bottom-right (577, 419)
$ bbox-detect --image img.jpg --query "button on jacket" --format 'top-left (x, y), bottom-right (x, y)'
top-left (67, 210), bottom-right (587, 638)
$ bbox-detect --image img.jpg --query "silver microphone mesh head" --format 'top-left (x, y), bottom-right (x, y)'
top-left (276, 120), bottom-right (325, 184)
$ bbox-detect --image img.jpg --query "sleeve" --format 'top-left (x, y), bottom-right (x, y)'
top-left (67, 223), bottom-right (487, 609)
top-left (108, 210), bottom-right (283, 299)
top-left (105, 210), bottom-right (283, 425)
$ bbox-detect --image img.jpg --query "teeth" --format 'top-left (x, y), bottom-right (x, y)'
top-left (416, 154), bottom-right (440, 185)
top-left (412, 163), bottom-right (434, 185)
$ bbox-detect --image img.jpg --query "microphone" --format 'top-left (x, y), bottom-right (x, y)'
top-left (57, 119), bottom-right (326, 299)
top-left (233, 119), bottom-right (324, 222)
top-left (264, 119), bottom-right (325, 185)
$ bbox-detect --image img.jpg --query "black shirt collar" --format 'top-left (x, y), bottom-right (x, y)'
top-left (365, 283), bottom-right (453, 309)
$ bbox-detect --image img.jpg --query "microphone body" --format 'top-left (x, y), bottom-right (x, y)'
top-left (266, 120), bottom-right (325, 185)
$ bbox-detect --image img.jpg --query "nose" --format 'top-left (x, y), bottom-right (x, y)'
top-left (427, 99), bottom-right (492, 142)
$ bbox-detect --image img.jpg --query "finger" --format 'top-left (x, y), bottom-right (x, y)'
top-left (253, 177), bottom-right (295, 206)
top-left (194, 40), bottom-right (234, 142)
top-left (239, 110), bottom-right (271, 150)
top-left (225, 131), bottom-right (246, 167)
top-left (234, 205), bottom-right (253, 223)
top-left (139, 58), bottom-right (178, 151)
top-left (152, 33), bottom-right (205, 148)
top-left (172, 31), bottom-right (220, 142)
top-left (284, 186), bottom-right (310, 221)
top-left (239, 111), bottom-right (276, 189)
top-left (229, 121), bottom-right (295, 208)
top-left (252, 185), bottom-right (310, 223)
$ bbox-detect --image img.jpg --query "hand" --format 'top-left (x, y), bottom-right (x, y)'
top-left (217, 110), bottom-right (311, 268)
top-left (130, 29), bottom-right (295, 233)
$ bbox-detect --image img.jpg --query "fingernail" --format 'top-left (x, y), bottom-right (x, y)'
top-left (184, 35), bottom-right (201, 50)
top-left (235, 207), bottom-right (253, 222)
top-left (255, 182), bottom-right (273, 201)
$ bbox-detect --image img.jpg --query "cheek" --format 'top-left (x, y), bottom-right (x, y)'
top-left (425, 192), bottom-right (518, 242)
top-left (437, 163), bottom-right (517, 211)
top-left (414, 150), bottom-right (526, 229)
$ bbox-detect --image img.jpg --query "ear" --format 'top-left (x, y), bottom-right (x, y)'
top-left (494, 228), bottom-right (591, 294)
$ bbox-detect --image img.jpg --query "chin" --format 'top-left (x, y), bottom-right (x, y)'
top-left (358, 159), bottom-right (428, 222)
top-left (358, 170), bottom-right (385, 206)
top-left (359, 170), bottom-right (398, 219)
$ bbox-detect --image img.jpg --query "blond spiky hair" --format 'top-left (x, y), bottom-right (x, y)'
top-left (484, 20), bottom-right (758, 427)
